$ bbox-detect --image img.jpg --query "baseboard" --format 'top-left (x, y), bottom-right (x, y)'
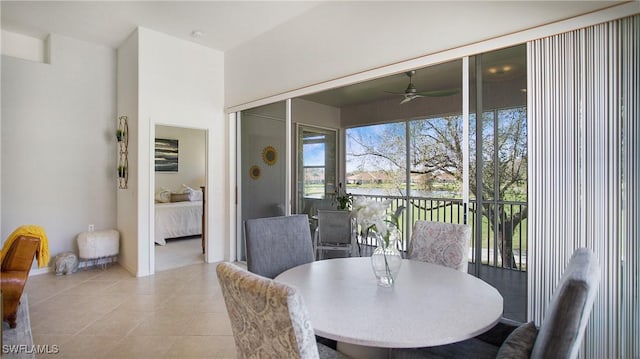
top-left (29, 267), bottom-right (53, 276)
top-left (29, 257), bottom-right (120, 277)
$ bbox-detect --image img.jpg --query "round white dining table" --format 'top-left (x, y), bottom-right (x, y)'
top-left (275, 257), bottom-right (503, 356)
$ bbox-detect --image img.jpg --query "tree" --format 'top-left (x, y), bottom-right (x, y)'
top-left (347, 107), bottom-right (528, 269)
top-left (470, 108), bottom-right (528, 269)
top-left (346, 123), bottom-right (407, 196)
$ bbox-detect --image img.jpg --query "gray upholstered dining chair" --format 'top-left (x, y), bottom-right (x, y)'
top-left (408, 220), bottom-right (471, 272)
top-left (216, 262), bottom-right (348, 359)
top-left (244, 214), bottom-right (315, 279)
top-left (314, 210), bottom-right (355, 260)
top-left (391, 247), bottom-right (601, 359)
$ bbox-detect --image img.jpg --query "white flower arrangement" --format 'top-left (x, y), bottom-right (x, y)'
top-left (353, 197), bottom-right (404, 286)
top-left (352, 197), bottom-right (399, 247)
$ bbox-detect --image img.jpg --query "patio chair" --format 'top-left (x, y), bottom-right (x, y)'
top-left (314, 210), bottom-right (355, 260)
top-left (244, 215), bottom-right (315, 279)
top-left (307, 198), bottom-right (336, 235)
top-left (391, 247), bottom-right (601, 359)
top-left (216, 262), bottom-right (347, 359)
top-left (408, 220), bottom-right (471, 272)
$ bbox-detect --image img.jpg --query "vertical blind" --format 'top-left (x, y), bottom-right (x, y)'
top-left (527, 14), bottom-right (638, 358)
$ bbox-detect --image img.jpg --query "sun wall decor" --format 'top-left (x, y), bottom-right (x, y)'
top-left (249, 165), bottom-right (261, 180)
top-left (262, 146), bottom-right (278, 166)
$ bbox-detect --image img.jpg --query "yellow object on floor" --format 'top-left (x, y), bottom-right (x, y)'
top-left (0, 225), bottom-right (50, 268)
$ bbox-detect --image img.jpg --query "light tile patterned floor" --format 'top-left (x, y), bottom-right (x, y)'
top-left (24, 263), bottom-right (236, 358)
top-left (155, 237), bottom-right (204, 272)
top-left (23, 255), bottom-right (524, 358)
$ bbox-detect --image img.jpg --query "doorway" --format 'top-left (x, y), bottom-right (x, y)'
top-left (153, 125), bottom-right (206, 271)
top-left (296, 124), bottom-right (338, 217)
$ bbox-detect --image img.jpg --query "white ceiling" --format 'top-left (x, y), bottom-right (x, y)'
top-left (1, 1), bottom-right (321, 51)
top-left (1, 1), bottom-right (628, 108)
top-left (302, 43), bottom-right (528, 107)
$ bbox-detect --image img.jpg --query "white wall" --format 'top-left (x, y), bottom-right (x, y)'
top-left (2, 34), bottom-right (116, 269)
top-left (135, 27), bottom-right (225, 276)
top-left (1, 30), bottom-right (48, 63)
top-left (225, 1), bottom-right (619, 108)
top-left (116, 30), bottom-right (139, 275)
top-left (155, 125), bottom-right (206, 192)
top-left (292, 98), bottom-right (340, 129)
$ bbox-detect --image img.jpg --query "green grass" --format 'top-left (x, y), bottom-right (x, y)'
top-left (302, 186), bottom-right (528, 269)
top-left (303, 184), bottom-right (325, 197)
top-left (383, 198), bottom-right (528, 269)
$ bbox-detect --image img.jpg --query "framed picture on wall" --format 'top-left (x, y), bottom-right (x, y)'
top-left (155, 138), bottom-right (179, 172)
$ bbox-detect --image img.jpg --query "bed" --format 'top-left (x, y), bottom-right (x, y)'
top-left (154, 200), bottom-right (203, 245)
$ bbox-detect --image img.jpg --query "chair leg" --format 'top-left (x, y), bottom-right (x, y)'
top-left (7, 312), bottom-right (17, 328)
top-left (313, 228), bottom-right (320, 260)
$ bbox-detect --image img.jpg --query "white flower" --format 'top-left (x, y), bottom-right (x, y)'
top-left (352, 198), bottom-right (396, 242)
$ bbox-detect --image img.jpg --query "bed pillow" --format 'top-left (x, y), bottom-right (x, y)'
top-left (181, 184), bottom-right (203, 201)
top-left (170, 193), bottom-right (190, 202)
top-left (190, 189), bottom-right (203, 201)
top-left (155, 188), bottom-right (171, 203)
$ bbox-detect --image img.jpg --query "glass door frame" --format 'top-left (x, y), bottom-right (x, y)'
top-left (295, 123), bottom-right (339, 215)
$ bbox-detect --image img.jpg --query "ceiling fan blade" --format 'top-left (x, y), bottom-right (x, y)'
top-left (385, 70), bottom-right (458, 103)
top-left (416, 89), bottom-right (460, 97)
top-left (400, 94), bottom-right (423, 104)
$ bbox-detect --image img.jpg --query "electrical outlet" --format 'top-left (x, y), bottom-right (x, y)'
top-left (88, 224), bottom-right (95, 232)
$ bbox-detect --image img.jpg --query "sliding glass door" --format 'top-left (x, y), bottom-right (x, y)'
top-left (343, 46), bottom-right (527, 321)
top-left (469, 44), bottom-right (527, 321)
top-left (345, 60), bottom-right (462, 247)
top-left (237, 101), bottom-right (287, 261)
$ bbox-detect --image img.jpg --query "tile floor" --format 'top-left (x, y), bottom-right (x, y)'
top-left (24, 262), bottom-right (236, 358)
top-left (154, 236), bottom-right (204, 272)
top-left (23, 255), bottom-right (525, 358)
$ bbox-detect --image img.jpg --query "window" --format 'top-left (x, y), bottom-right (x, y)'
top-left (345, 122), bottom-right (406, 197)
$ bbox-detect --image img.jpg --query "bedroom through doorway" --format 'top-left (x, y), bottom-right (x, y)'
top-left (153, 125), bottom-right (206, 272)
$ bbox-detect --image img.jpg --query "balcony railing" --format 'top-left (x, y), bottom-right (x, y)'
top-left (352, 194), bottom-right (528, 272)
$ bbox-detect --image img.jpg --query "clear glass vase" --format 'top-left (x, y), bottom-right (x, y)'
top-left (370, 226), bottom-right (403, 287)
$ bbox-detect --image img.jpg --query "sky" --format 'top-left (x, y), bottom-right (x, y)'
top-left (303, 142), bottom-right (325, 166)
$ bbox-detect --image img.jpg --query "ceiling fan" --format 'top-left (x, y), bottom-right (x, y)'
top-left (386, 70), bottom-right (459, 104)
